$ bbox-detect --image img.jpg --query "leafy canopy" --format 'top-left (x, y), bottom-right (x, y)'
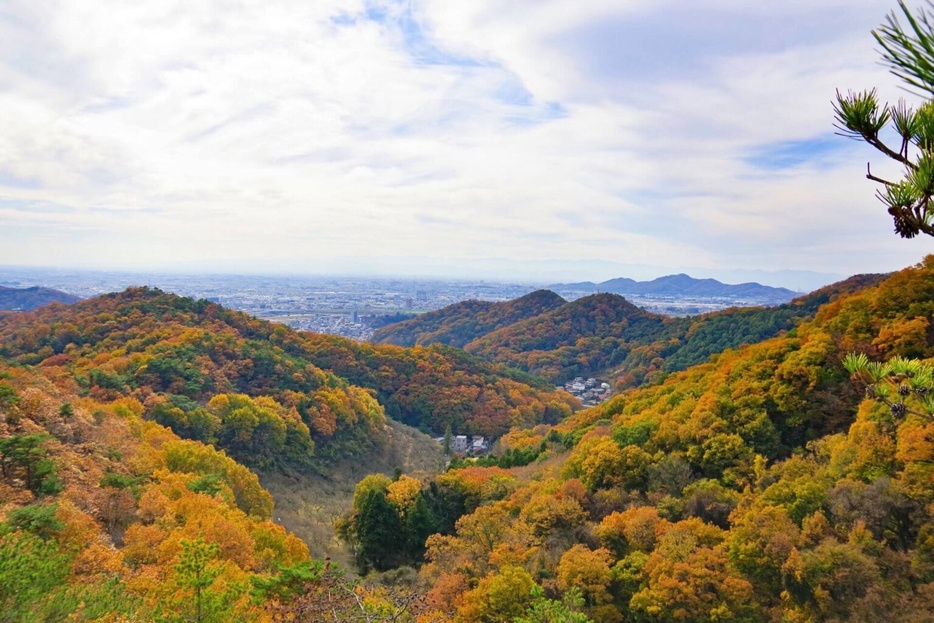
top-left (834, 1), bottom-right (934, 238)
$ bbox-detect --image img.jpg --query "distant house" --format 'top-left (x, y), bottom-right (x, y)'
top-left (452, 435), bottom-right (469, 453)
top-left (470, 435), bottom-right (489, 454)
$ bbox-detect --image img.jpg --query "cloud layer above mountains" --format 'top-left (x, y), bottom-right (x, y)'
top-left (1, 0), bottom-right (931, 281)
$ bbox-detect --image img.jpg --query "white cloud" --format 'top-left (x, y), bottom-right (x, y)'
top-left (0, 0), bottom-right (931, 283)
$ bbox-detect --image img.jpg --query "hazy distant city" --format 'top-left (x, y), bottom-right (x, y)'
top-left (0, 266), bottom-right (801, 341)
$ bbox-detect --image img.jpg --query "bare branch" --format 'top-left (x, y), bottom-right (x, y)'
top-left (866, 163), bottom-right (897, 186)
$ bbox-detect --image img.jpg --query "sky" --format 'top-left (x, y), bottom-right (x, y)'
top-left (2, 0), bottom-right (934, 290)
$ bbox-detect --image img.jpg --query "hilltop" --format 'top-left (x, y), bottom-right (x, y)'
top-left (371, 289), bottom-right (566, 347)
top-left (464, 293), bottom-right (670, 381)
top-left (343, 256), bottom-right (934, 623)
top-left (0, 262), bottom-right (922, 622)
top-left (550, 273), bottom-right (797, 304)
top-left (0, 288), bottom-right (575, 446)
top-left (372, 273), bottom-right (887, 386)
top-left (0, 285), bottom-right (80, 311)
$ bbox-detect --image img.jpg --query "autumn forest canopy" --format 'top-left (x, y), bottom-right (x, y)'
top-left (9, 2), bottom-right (934, 622)
top-left (1, 252), bottom-right (934, 622)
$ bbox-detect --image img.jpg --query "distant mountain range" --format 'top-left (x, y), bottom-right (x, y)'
top-left (372, 273), bottom-right (887, 384)
top-left (0, 285), bottom-right (81, 311)
top-left (549, 273), bottom-right (797, 303)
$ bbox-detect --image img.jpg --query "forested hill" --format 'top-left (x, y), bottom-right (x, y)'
top-left (371, 288), bottom-right (566, 347)
top-left (551, 273), bottom-right (796, 303)
top-left (0, 361), bottom-right (315, 621)
top-left (652, 272), bottom-right (889, 377)
top-left (341, 256), bottom-right (934, 623)
top-left (464, 293), bottom-right (671, 381)
top-left (0, 285), bottom-right (80, 311)
top-left (372, 273), bottom-right (886, 387)
top-left (0, 288), bottom-right (577, 464)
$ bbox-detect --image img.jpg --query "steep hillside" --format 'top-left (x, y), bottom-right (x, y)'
top-left (0, 359), bottom-right (451, 621)
top-left (0, 363), bottom-right (311, 621)
top-left (300, 333), bottom-right (577, 437)
top-left (0, 288), bottom-right (575, 450)
top-left (375, 272), bottom-right (886, 388)
top-left (371, 289), bottom-right (566, 347)
top-left (653, 272), bottom-right (889, 376)
top-left (344, 257), bottom-right (934, 623)
top-left (0, 285), bottom-right (80, 311)
top-left (465, 293), bottom-right (671, 381)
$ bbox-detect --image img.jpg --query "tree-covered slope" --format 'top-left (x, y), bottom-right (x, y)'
top-left (0, 288), bottom-right (575, 452)
top-left (464, 293), bottom-right (672, 382)
top-left (0, 363), bottom-right (311, 622)
top-left (0, 361), bottom-right (453, 622)
top-left (371, 289), bottom-right (566, 348)
top-left (300, 333), bottom-right (577, 437)
top-left (654, 272), bottom-right (889, 376)
top-left (0, 285), bottom-right (80, 311)
top-left (372, 275), bottom-right (886, 388)
top-left (343, 256), bottom-right (934, 623)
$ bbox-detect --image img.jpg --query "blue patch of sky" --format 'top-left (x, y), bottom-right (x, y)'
top-left (495, 80), bottom-right (533, 107)
top-left (504, 100), bottom-right (567, 127)
top-left (549, 6), bottom-right (883, 99)
top-left (329, 13), bottom-right (356, 26)
top-left (332, 2), bottom-right (484, 68)
top-left (394, 7), bottom-right (484, 68)
top-left (744, 136), bottom-right (843, 170)
top-left (0, 171), bottom-right (41, 190)
top-left (82, 97), bottom-right (133, 114)
top-left (0, 198), bottom-right (74, 213)
top-left (332, 2), bottom-right (565, 126)
top-left (389, 122), bottom-right (417, 136)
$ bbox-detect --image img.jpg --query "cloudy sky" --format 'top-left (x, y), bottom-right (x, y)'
top-left (2, 0), bottom-right (933, 288)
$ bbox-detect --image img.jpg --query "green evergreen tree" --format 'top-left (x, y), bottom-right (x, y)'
top-left (178, 537), bottom-right (220, 623)
top-left (354, 488), bottom-right (404, 572)
top-left (443, 424), bottom-right (452, 456)
top-left (835, 1), bottom-right (934, 238)
top-left (404, 493), bottom-right (439, 563)
top-left (515, 586), bottom-right (592, 623)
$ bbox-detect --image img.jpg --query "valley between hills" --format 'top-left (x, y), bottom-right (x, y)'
top-left (2, 258), bottom-right (934, 621)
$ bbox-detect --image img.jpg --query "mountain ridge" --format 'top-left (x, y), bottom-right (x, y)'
top-left (371, 288), bottom-right (566, 348)
top-left (347, 258), bottom-right (934, 623)
top-left (0, 285), bottom-right (80, 311)
top-left (550, 272), bottom-right (797, 302)
top-left (372, 273), bottom-right (888, 386)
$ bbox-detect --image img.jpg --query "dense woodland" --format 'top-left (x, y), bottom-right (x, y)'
top-left (372, 274), bottom-right (887, 387)
top-left (339, 256), bottom-right (934, 623)
top-left (7, 2), bottom-right (934, 619)
top-left (0, 288), bottom-right (576, 456)
top-left (372, 289), bottom-right (567, 349)
top-left (0, 254), bottom-right (932, 621)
